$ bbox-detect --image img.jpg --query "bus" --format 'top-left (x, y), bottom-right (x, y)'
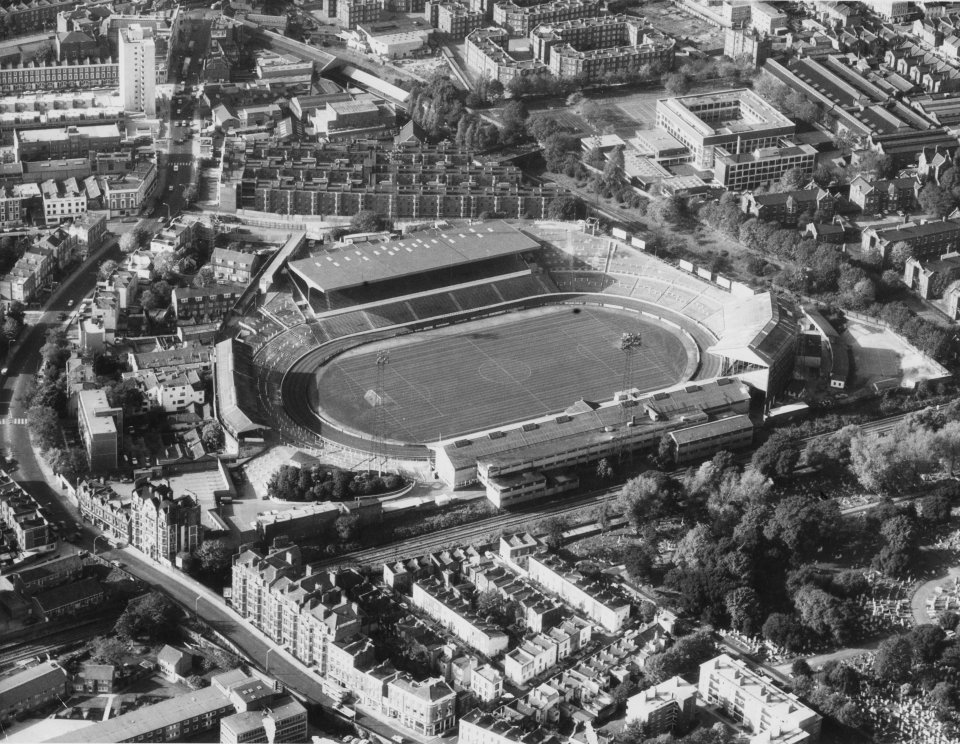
top-left (181, 57), bottom-right (191, 78)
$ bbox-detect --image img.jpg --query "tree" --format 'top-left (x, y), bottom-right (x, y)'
top-left (139, 289), bottom-right (159, 311)
top-left (596, 458), bottom-right (614, 481)
top-left (114, 591), bottom-right (181, 642)
top-left (349, 210), bottom-right (385, 233)
top-left (725, 587), bottom-right (762, 636)
top-left (602, 146), bottom-right (626, 191)
top-left (750, 432), bottom-right (801, 480)
top-left (27, 405), bottom-right (60, 452)
top-left (90, 637), bottom-right (129, 666)
top-left (184, 185), bottom-right (199, 204)
top-left (889, 240), bottom-right (915, 271)
top-left (763, 613), bottom-right (805, 651)
top-left (874, 635), bottom-right (914, 682)
top-left (541, 515), bottom-right (568, 549)
top-left (918, 182), bottom-right (957, 218)
top-left (624, 541), bottom-right (658, 584)
top-left (335, 513), bottom-right (360, 542)
top-left (98, 259), bottom-right (119, 281)
top-left (546, 195), bottom-right (583, 220)
top-left (908, 624), bottom-right (946, 665)
top-left (194, 538), bottom-right (234, 581)
top-left (663, 72), bottom-right (690, 95)
top-left (501, 100), bottom-right (529, 146)
top-left (649, 196), bottom-right (683, 224)
top-left (930, 682), bottom-right (957, 715)
top-left (188, 263), bottom-right (215, 289)
top-left (3, 315), bottom-right (19, 339)
top-left (119, 231), bottom-right (139, 253)
top-left (644, 629), bottom-right (717, 684)
top-left (778, 167), bottom-right (807, 192)
top-left (201, 422), bottom-right (224, 451)
top-left (618, 472), bottom-right (681, 529)
top-left (104, 378), bottom-right (145, 417)
top-left (45, 446), bottom-right (87, 479)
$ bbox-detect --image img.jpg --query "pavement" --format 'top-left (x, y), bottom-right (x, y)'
top-left (911, 563), bottom-right (960, 626)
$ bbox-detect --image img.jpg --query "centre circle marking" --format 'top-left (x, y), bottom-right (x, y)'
top-left (478, 358), bottom-right (532, 384)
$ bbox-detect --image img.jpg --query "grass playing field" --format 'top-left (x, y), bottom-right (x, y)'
top-left (314, 306), bottom-right (693, 444)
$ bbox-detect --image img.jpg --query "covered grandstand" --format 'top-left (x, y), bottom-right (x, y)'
top-left (215, 338), bottom-right (270, 439)
top-left (286, 221), bottom-right (541, 313)
top-left (703, 292), bottom-right (799, 398)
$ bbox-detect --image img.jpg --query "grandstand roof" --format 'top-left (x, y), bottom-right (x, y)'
top-left (706, 292), bottom-right (798, 368)
top-left (287, 221), bottom-right (539, 293)
top-left (216, 339), bottom-right (269, 436)
top-left (434, 377), bottom-right (751, 471)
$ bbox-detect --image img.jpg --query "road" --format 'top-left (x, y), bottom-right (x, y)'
top-left (0, 237), bottom-right (121, 536)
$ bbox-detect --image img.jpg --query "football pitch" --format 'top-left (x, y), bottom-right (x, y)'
top-left (314, 306), bottom-right (694, 443)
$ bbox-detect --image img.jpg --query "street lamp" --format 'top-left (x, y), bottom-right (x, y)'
top-left (93, 534), bottom-right (109, 555)
top-left (195, 594), bottom-right (204, 615)
top-left (161, 202), bottom-right (171, 222)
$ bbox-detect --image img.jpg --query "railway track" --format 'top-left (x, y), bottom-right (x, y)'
top-left (0, 616), bottom-right (117, 671)
top-left (313, 409), bottom-right (923, 570)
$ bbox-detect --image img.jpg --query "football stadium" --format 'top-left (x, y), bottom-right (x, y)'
top-left (216, 220), bottom-right (799, 507)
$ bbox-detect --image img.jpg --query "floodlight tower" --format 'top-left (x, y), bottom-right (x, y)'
top-left (374, 350), bottom-right (390, 476)
top-left (618, 332), bottom-right (643, 459)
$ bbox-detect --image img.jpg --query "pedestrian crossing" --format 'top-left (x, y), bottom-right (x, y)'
top-left (0, 418), bottom-right (28, 425)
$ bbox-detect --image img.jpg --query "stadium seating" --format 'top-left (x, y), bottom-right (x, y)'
top-left (494, 275), bottom-right (553, 302)
top-left (366, 301), bottom-right (417, 328)
top-left (408, 293), bottom-right (459, 319)
top-left (450, 284), bottom-right (502, 311)
top-left (319, 311), bottom-right (374, 339)
top-left (263, 292), bottom-right (306, 329)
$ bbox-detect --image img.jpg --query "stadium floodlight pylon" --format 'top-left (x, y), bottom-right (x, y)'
top-left (618, 332), bottom-right (642, 460)
top-left (375, 350), bottom-right (390, 476)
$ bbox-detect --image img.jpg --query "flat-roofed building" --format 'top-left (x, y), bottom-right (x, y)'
top-left (655, 89), bottom-right (796, 169)
top-left (699, 654), bottom-right (822, 743)
top-left (14, 123), bottom-right (121, 162)
top-left (220, 696), bottom-right (308, 744)
top-left (465, 27), bottom-right (547, 84)
top-left (668, 414), bottom-right (754, 464)
top-left (713, 140), bottom-right (816, 191)
top-left (427, 2), bottom-right (486, 38)
top-left (99, 162), bottom-right (157, 217)
top-left (77, 388), bottom-right (121, 472)
top-left (338, 0), bottom-right (383, 28)
top-left (626, 676), bottom-right (698, 738)
top-left (751, 2), bottom-right (787, 35)
top-left (0, 60), bottom-right (119, 95)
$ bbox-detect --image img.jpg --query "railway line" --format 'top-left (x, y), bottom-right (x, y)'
top-left (312, 408), bottom-right (923, 570)
top-left (0, 616), bottom-right (116, 672)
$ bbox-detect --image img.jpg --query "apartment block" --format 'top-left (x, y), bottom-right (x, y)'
top-left (130, 481), bottom-right (201, 564)
top-left (411, 578), bottom-right (509, 656)
top-left (465, 27), bottom-right (546, 84)
top-left (527, 554), bottom-right (631, 632)
top-left (76, 480), bottom-right (132, 544)
top-left (626, 676), bottom-right (697, 738)
top-left (426, 1), bottom-right (486, 38)
top-left (231, 545), bottom-right (362, 671)
top-left (531, 15), bottom-right (676, 80)
top-left (338, 0), bottom-right (383, 28)
top-left (171, 283), bottom-right (245, 323)
top-left (699, 654), bottom-right (821, 744)
top-left (118, 24), bottom-right (156, 116)
top-left (77, 388), bottom-right (121, 472)
top-left (493, 0), bottom-right (599, 37)
top-left (221, 141), bottom-right (563, 220)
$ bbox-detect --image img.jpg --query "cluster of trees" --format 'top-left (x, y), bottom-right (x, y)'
top-left (615, 459), bottom-right (880, 651)
top-left (408, 76), bottom-right (468, 139)
top-left (620, 721), bottom-right (734, 744)
top-left (114, 592), bottom-right (181, 642)
top-left (267, 464), bottom-right (404, 501)
top-left (190, 537), bottom-right (235, 585)
top-left (917, 167), bottom-right (960, 218)
top-left (465, 76), bottom-right (504, 110)
top-left (329, 210), bottom-right (392, 241)
top-left (807, 406), bottom-right (960, 496)
top-left (118, 226), bottom-right (150, 254)
top-left (454, 113), bottom-right (501, 150)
